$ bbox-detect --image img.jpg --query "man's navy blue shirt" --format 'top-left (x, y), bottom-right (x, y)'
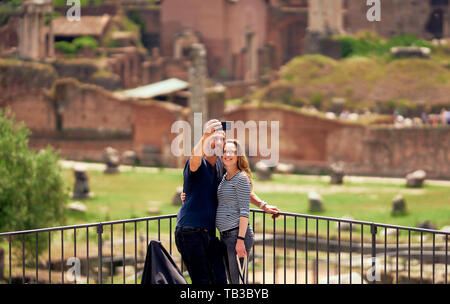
top-left (176, 157), bottom-right (224, 231)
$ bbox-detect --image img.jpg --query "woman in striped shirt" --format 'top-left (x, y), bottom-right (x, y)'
top-left (216, 139), bottom-right (254, 284)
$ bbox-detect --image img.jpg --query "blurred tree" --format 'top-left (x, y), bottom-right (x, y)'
top-left (0, 108), bottom-right (68, 265)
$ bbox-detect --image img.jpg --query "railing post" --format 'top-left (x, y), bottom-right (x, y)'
top-left (97, 224), bottom-right (103, 284)
top-left (370, 223), bottom-right (377, 284)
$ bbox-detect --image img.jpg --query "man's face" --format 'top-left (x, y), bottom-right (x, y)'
top-left (210, 130), bottom-right (225, 156)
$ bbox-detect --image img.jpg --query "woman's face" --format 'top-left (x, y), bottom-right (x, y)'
top-left (222, 142), bottom-right (238, 169)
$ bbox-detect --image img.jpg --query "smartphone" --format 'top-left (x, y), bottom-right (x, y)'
top-left (221, 121), bottom-right (231, 131)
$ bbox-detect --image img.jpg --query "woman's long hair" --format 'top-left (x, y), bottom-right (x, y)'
top-left (225, 139), bottom-right (253, 190)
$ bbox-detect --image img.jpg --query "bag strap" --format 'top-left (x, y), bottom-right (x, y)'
top-left (236, 255), bottom-right (248, 284)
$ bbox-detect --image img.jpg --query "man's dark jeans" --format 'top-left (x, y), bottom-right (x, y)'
top-left (175, 226), bottom-right (227, 284)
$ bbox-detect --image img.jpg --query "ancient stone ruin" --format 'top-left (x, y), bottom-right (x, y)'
top-left (172, 186), bottom-right (184, 206)
top-left (416, 220), bottom-right (437, 230)
top-left (329, 162), bottom-right (345, 185)
top-left (255, 161), bottom-right (272, 181)
top-left (275, 162), bottom-right (295, 174)
top-left (68, 201), bottom-right (87, 214)
top-left (308, 191), bottom-right (324, 212)
top-left (122, 150), bottom-right (139, 166)
top-left (72, 164), bottom-right (93, 199)
top-left (406, 170), bottom-right (427, 188)
top-left (337, 215), bottom-right (355, 231)
top-left (390, 46), bottom-right (431, 58)
top-left (392, 194), bottom-right (407, 216)
top-left (103, 147), bottom-right (120, 174)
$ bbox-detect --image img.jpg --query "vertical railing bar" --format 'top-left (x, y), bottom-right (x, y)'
top-left (86, 227), bottom-right (89, 284)
top-left (61, 230), bottom-right (64, 284)
top-left (420, 232), bottom-right (423, 284)
top-left (361, 224), bottom-right (364, 284)
top-left (158, 219), bottom-right (161, 241)
top-left (294, 216), bottom-right (297, 284)
top-left (408, 230), bottom-right (411, 282)
top-left (22, 234), bottom-right (25, 284)
top-left (446, 234), bottom-right (448, 284)
top-left (384, 228), bottom-right (387, 282)
top-left (111, 224), bottom-right (114, 284)
top-left (273, 215), bottom-right (276, 285)
top-left (315, 219), bottom-right (319, 285)
top-left (432, 233), bottom-right (435, 284)
top-left (305, 217), bottom-right (308, 285)
top-left (283, 215), bottom-right (286, 284)
top-left (445, 234), bottom-right (448, 284)
top-left (9, 235), bottom-right (12, 284)
top-left (169, 218), bottom-right (173, 255)
top-left (97, 224), bottom-right (103, 284)
top-left (252, 212), bottom-right (255, 284)
top-left (350, 223), bottom-right (352, 285)
top-left (48, 232), bottom-right (51, 284)
top-left (338, 221), bottom-right (341, 284)
top-left (36, 233), bottom-right (38, 284)
top-left (74, 228), bottom-right (76, 284)
top-left (371, 224), bottom-right (377, 285)
top-left (396, 228), bottom-right (399, 284)
top-left (134, 221), bottom-right (137, 284)
top-left (262, 212), bottom-right (265, 284)
top-left (327, 220), bottom-right (329, 284)
top-left (122, 223), bottom-right (125, 284)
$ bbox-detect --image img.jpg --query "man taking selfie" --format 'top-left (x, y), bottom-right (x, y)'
top-left (175, 119), bottom-right (280, 284)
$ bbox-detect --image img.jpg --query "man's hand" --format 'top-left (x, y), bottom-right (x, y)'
top-left (180, 192), bottom-right (186, 204)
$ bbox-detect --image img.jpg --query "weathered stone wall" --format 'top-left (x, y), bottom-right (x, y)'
top-left (266, 4), bottom-right (308, 67)
top-left (133, 101), bottom-right (187, 167)
top-left (0, 59), bottom-right (57, 106)
top-left (161, 0), bottom-right (268, 80)
top-left (28, 138), bottom-right (134, 162)
top-left (49, 79), bottom-right (134, 136)
top-left (0, 17), bottom-right (18, 52)
top-left (225, 105), bottom-right (450, 179)
top-left (345, 0), bottom-right (450, 39)
top-left (328, 126), bottom-right (450, 179)
top-left (223, 104), bottom-right (349, 163)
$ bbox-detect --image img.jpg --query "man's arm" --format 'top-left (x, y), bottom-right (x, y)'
top-left (189, 120), bottom-right (222, 172)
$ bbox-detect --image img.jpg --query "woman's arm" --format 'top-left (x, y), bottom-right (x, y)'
top-left (235, 173), bottom-right (252, 258)
top-left (236, 216), bottom-right (248, 258)
top-left (250, 192), bottom-right (281, 218)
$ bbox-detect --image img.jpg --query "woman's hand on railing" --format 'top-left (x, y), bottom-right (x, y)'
top-left (262, 203), bottom-right (281, 219)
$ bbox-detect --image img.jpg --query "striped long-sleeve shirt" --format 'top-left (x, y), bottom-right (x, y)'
top-left (216, 171), bottom-right (251, 232)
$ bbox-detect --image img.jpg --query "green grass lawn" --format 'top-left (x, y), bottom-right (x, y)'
top-left (62, 168), bottom-right (450, 232)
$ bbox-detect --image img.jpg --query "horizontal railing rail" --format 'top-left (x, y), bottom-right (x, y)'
top-left (0, 209), bottom-right (448, 284)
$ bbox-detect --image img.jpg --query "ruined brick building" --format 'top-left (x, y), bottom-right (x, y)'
top-left (0, 0), bottom-right (449, 178)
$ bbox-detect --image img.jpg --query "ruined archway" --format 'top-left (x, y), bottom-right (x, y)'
top-left (173, 29), bottom-right (201, 59)
top-left (426, 8), bottom-right (444, 39)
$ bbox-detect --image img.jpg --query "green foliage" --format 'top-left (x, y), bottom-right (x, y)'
top-left (72, 36), bottom-right (99, 51)
top-left (54, 0), bottom-right (101, 7)
top-left (337, 31), bottom-right (434, 58)
top-left (55, 41), bottom-right (78, 55)
top-left (0, 108), bottom-right (67, 263)
top-left (258, 50), bottom-right (450, 114)
top-left (55, 36), bottom-right (98, 55)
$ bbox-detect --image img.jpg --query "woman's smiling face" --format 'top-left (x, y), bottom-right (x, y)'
top-left (222, 142), bottom-right (237, 168)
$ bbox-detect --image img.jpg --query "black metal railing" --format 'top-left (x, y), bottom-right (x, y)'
top-left (0, 210), bottom-right (448, 284)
